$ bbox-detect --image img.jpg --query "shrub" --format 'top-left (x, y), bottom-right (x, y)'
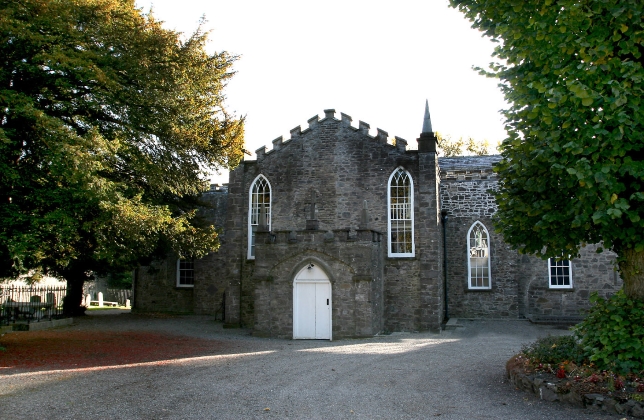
top-left (573, 291), bottom-right (644, 374)
top-left (520, 334), bottom-right (585, 365)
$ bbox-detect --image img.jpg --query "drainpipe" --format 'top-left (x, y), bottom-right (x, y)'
top-left (238, 164), bottom-right (247, 328)
top-left (441, 210), bottom-right (449, 321)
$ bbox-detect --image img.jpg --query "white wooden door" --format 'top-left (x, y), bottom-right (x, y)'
top-left (293, 265), bottom-right (331, 340)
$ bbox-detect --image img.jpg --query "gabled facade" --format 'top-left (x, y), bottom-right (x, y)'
top-left (133, 107), bottom-right (622, 338)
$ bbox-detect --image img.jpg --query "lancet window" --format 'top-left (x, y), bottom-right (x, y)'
top-left (467, 221), bottom-right (491, 289)
top-left (248, 175), bottom-right (271, 259)
top-left (388, 168), bottom-right (414, 257)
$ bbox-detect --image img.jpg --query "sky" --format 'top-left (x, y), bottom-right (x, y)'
top-left (134, 0), bottom-right (508, 183)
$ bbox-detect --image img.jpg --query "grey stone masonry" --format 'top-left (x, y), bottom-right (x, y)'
top-left (219, 110), bottom-right (442, 335)
top-left (134, 258), bottom-right (194, 314)
top-left (522, 244), bottom-right (621, 323)
top-left (439, 155), bottom-right (621, 321)
top-left (134, 190), bottom-right (229, 315)
top-left (134, 113), bottom-right (623, 337)
top-left (252, 229), bottom-right (384, 339)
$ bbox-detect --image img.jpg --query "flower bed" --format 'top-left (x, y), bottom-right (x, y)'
top-left (507, 354), bottom-right (644, 418)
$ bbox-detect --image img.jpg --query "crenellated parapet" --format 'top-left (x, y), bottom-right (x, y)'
top-left (438, 155), bottom-right (501, 180)
top-left (249, 109), bottom-right (413, 161)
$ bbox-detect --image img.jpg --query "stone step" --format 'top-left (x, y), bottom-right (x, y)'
top-left (444, 318), bottom-right (462, 330)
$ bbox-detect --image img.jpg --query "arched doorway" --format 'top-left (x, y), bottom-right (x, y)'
top-left (293, 263), bottom-right (332, 340)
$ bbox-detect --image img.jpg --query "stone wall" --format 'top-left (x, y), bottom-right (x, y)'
top-left (133, 258), bottom-right (194, 313)
top-left (133, 118), bottom-right (624, 332)
top-left (522, 244), bottom-right (621, 322)
top-left (251, 229), bottom-right (383, 339)
top-left (223, 110), bottom-right (441, 333)
top-left (440, 156), bottom-right (520, 318)
top-left (193, 190), bottom-right (229, 316)
top-left (439, 155), bottom-right (621, 321)
top-left (133, 189), bottom-right (229, 315)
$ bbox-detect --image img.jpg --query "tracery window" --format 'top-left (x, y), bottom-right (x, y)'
top-left (467, 221), bottom-right (491, 289)
top-left (549, 258), bottom-right (572, 288)
top-left (248, 175), bottom-right (271, 259)
top-left (388, 168), bottom-right (414, 257)
top-left (176, 259), bottom-right (194, 287)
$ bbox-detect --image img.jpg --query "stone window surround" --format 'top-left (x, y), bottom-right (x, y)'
top-left (176, 258), bottom-right (194, 288)
top-left (248, 174), bottom-right (272, 260)
top-left (467, 221), bottom-right (492, 290)
top-left (387, 167), bottom-right (415, 258)
top-left (548, 257), bottom-right (573, 289)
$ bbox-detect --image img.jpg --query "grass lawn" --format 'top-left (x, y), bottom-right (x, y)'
top-left (86, 306), bottom-right (130, 311)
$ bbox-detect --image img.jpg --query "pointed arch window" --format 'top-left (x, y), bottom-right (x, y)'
top-left (467, 221), bottom-right (491, 289)
top-left (388, 168), bottom-right (414, 257)
top-left (248, 175), bottom-right (271, 259)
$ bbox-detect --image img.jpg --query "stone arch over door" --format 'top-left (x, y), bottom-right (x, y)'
top-left (293, 260), bottom-right (332, 340)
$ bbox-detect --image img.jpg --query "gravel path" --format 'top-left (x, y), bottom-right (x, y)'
top-left (0, 314), bottom-right (626, 419)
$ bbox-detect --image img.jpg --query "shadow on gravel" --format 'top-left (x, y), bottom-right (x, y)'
top-left (0, 314), bottom-right (465, 375)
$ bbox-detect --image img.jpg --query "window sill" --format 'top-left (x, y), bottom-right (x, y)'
top-left (386, 255), bottom-right (417, 261)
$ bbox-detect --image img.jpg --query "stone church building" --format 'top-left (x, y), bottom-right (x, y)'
top-left (133, 105), bottom-right (622, 339)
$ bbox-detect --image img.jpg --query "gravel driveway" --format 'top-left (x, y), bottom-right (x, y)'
top-left (0, 313), bottom-right (625, 419)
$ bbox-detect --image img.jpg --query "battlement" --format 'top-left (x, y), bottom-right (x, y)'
top-left (439, 155), bottom-right (501, 180)
top-left (251, 109), bottom-right (414, 161)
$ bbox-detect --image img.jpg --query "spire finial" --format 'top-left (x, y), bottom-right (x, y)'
top-left (422, 99), bottom-right (433, 134)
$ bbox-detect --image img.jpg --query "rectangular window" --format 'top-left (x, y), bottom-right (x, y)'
top-left (176, 259), bottom-right (195, 287)
top-left (548, 258), bottom-right (572, 289)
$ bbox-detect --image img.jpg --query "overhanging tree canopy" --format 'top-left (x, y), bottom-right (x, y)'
top-left (449, 0), bottom-right (644, 298)
top-left (0, 0), bottom-right (245, 313)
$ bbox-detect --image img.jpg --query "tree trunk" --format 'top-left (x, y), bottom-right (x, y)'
top-left (618, 248), bottom-right (644, 301)
top-left (62, 268), bottom-right (90, 316)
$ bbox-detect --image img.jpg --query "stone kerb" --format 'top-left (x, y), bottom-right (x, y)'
top-left (507, 359), bottom-right (644, 418)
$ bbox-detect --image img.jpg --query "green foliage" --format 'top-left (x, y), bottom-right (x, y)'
top-left (0, 0), bottom-right (244, 313)
top-left (573, 291), bottom-right (644, 374)
top-left (465, 137), bottom-right (491, 156)
top-left (449, 1), bottom-right (644, 269)
top-left (520, 334), bottom-right (586, 366)
top-left (107, 271), bottom-right (133, 289)
top-left (438, 133), bottom-right (494, 157)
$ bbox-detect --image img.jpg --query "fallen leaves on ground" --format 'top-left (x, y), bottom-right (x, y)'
top-left (0, 330), bottom-right (230, 372)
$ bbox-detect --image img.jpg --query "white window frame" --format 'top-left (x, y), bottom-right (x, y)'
top-left (548, 258), bottom-right (573, 289)
top-left (247, 174), bottom-right (272, 260)
top-left (467, 221), bottom-right (491, 289)
top-left (176, 259), bottom-right (194, 288)
top-left (387, 167), bottom-right (415, 257)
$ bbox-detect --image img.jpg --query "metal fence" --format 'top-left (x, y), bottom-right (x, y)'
top-left (105, 288), bottom-right (131, 306)
top-left (1, 285), bottom-right (67, 324)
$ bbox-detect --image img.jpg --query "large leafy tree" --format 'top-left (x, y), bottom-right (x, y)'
top-left (450, 1), bottom-right (644, 299)
top-left (0, 0), bottom-right (244, 314)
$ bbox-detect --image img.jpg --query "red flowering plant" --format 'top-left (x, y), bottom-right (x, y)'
top-left (511, 334), bottom-right (643, 400)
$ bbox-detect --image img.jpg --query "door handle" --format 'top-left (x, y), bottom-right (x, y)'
top-left (327, 299), bottom-right (329, 305)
